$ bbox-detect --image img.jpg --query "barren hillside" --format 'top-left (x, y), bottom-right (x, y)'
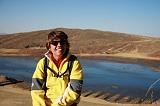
top-left (0, 28), bottom-right (160, 57)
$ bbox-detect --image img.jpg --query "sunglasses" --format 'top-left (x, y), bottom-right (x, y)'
top-left (50, 40), bottom-right (67, 46)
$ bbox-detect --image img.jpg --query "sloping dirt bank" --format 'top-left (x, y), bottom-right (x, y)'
top-left (0, 49), bottom-right (160, 60)
top-left (1, 84), bottom-right (160, 106)
top-left (0, 75), bottom-right (160, 106)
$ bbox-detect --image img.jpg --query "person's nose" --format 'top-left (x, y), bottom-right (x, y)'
top-left (57, 42), bottom-right (61, 46)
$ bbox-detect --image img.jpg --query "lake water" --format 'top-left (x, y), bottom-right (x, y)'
top-left (0, 56), bottom-right (160, 98)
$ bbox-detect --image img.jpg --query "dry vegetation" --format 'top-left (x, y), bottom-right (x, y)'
top-left (0, 28), bottom-right (160, 58)
top-left (1, 29), bottom-right (160, 105)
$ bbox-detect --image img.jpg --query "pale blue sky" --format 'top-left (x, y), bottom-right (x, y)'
top-left (0, 0), bottom-right (160, 37)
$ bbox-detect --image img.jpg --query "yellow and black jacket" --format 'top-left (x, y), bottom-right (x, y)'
top-left (31, 52), bottom-right (83, 106)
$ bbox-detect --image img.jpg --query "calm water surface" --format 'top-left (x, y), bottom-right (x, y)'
top-left (0, 56), bottom-right (160, 97)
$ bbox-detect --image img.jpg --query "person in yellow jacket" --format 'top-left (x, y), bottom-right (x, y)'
top-left (31, 30), bottom-right (83, 106)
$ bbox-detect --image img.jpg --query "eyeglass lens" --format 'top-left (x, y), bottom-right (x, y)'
top-left (50, 40), bottom-right (66, 46)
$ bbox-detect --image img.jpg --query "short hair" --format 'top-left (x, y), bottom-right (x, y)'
top-left (46, 31), bottom-right (70, 56)
top-left (48, 31), bottom-right (68, 42)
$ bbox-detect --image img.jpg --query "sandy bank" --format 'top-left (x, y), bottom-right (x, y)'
top-left (0, 84), bottom-right (31, 106)
top-left (0, 84), bottom-right (160, 106)
top-left (0, 75), bottom-right (160, 106)
top-left (0, 48), bottom-right (160, 61)
top-left (77, 53), bottom-right (160, 61)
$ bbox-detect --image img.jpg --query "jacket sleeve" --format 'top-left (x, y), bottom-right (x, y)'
top-left (31, 58), bottom-right (47, 106)
top-left (57, 59), bottom-right (83, 106)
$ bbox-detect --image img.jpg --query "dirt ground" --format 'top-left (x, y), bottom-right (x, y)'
top-left (0, 84), bottom-right (160, 106)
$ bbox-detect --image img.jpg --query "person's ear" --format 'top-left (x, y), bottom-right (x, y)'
top-left (46, 42), bottom-right (50, 50)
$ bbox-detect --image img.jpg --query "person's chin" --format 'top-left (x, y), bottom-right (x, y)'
top-left (56, 52), bottom-right (63, 57)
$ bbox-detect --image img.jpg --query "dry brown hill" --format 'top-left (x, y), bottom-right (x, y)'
top-left (0, 28), bottom-right (160, 57)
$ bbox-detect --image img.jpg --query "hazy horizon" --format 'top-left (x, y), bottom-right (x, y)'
top-left (1, 27), bottom-right (160, 38)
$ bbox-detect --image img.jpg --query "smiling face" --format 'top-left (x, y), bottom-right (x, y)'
top-left (49, 39), bottom-right (67, 60)
top-left (47, 31), bottom-right (69, 61)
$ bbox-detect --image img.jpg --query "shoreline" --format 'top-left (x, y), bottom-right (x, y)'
top-left (1, 75), bottom-right (160, 105)
top-left (1, 52), bottom-right (160, 63)
top-left (1, 51), bottom-right (160, 72)
top-left (0, 78), bottom-right (160, 106)
top-left (0, 48), bottom-right (160, 61)
top-left (77, 53), bottom-right (160, 61)
top-left (0, 49), bottom-right (160, 72)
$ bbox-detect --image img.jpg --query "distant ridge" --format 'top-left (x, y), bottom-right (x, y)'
top-left (0, 33), bottom-right (7, 35)
top-left (0, 28), bottom-right (160, 58)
